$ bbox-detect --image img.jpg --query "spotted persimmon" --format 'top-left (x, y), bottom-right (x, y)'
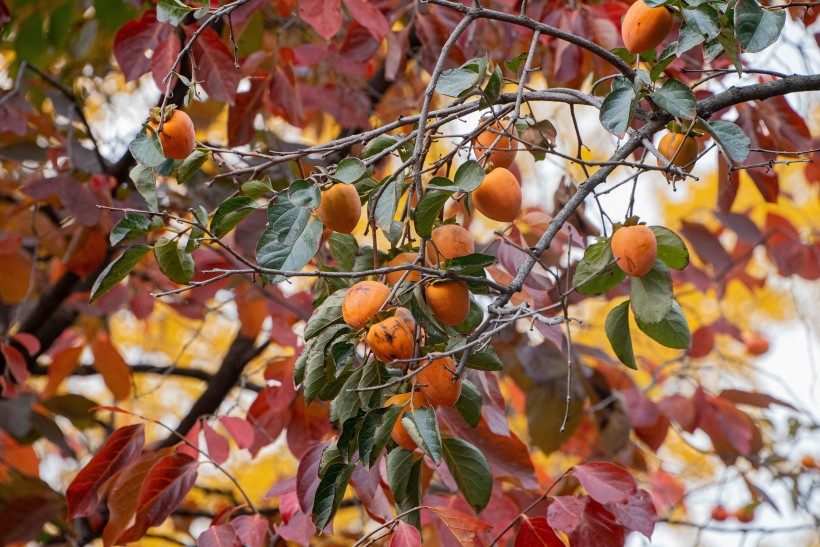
top-left (657, 133), bottom-right (699, 180)
top-left (621, 0), bottom-right (673, 54)
top-left (365, 307), bottom-right (416, 364)
top-left (417, 356), bottom-right (461, 407)
top-left (316, 183), bottom-right (361, 234)
top-left (384, 392), bottom-right (429, 451)
top-left (472, 120), bottom-right (517, 169)
top-left (427, 224), bottom-right (474, 265)
top-left (342, 280), bottom-right (391, 329)
top-left (385, 252), bottom-right (421, 285)
top-left (472, 167), bottom-right (522, 223)
top-left (611, 225), bottom-right (657, 277)
top-left (147, 106), bottom-right (196, 160)
top-left (425, 280), bottom-right (470, 326)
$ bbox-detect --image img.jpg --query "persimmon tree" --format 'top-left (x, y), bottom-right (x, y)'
top-left (0, 0), bottom-right (818, 545)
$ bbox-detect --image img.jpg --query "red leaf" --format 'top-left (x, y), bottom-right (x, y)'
top-left (609, 488), bottom-right (657, 538)
top-left (274, 506), bottom-right (315, 545)
top-left (0, 1), bottom-right (9, 24)
top-left (189, 26), bottom-right (241, 104)
top-left (648, 468), bottom-right (684, 514)
top-left (295, 441), bottom-right (328, 512)
top-left (390, 521), bottom-right (422, 547)
top-left (515, 516), bottom-right (563, 547)
top-left (350, 464), bottom-right (392, 523)
top-left (219, 416), bottom-right (255, 449)
top-left (203, 421), bottom-right (230, 464)
top-left (547, 496), bottom-right (624, 547)
top-left (118, 453), bottom-right (199, 543)
top-left (151, 34), bottom-right (181, 92)
top-left (719, 389), bottom-right (796, 410)
top-left (0, 495), bottom-right (61, 545)
top-left (755, 94), bottom-right (812, 153)
top-left (267, 65), bottom-right (306, 127)
top-left (66, 423), bottom-right (145, 519)
top-left (113, 10), bottom-right (172, 82)
top-left (232, 515), bottom-right (269, 547)
top-left (90, 333), bottom-right (131, 401)
top-left (343, 0), bottom-right (389, 39)
top-left (657, 394), bottom-right (697, 432)
top-left (178, 420), bottom-right (201, 460)
top-left (247, 386), bottom-right (292, 456)
top-left (299, 0), bottom-right (342, 40)
top-left (574, 462), bottom-right (637, 505)
top-left (687, 326), bottom-right (715, 358)
top-left (228, 72), bottom-right (270, 147)
top-left (1, 343), bottom-right (28, 385)
top-left (101, 449), bottom-right (170, 547)
top-left (427, 505), bottom-right (493, 542)
top-left (197, 524), bottom-right (241, 547)
top-left (679, 221), bottom-right (732, 272)
top-left (12, 333), bottom-right (40, 356)
top-left (286, 395), bottom-right (332, 458)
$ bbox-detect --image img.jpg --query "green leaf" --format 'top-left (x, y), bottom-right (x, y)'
top-left (650, 79), bottom-right (697, 120)
top-left (304, 289), bottom-right (345, 340)
top-left (256, 218), bottom-right (323, 283)
top-left (464, 345), bottom-right (503, 371)
top-left (414, 190), bottom-right (451, 238)
top-left (676, 24), bottom-right (706, 57)
top-left (454, 160), bottom-right (485, 192)
top-left (288, 179), bottom-right (321, 208)
top-left (442, 438), bottom-right (492, 512)
top-left (605, 300), bottom-right (637, 369)
top-left (642, 0), bottom-right (668, 6)
top-left (682, 5), bottom-right (721, 40)
top-left (479, 66), bottom-right (502, 109)
top-left (445, 253), bottom-right (496, 275)
top-left (634, 300), bottom-right (691, 349)
top-left (304, 324), bottom-right (352, 403)
top-left (154, 237), bottom-right (195, 284)
top-left (650, 45), bottom-right (677, 81)
top-left (453, 380), bottom-right (482, 427)
top-left (717, 26), bottom-right (743, 74)
top-left (319, 443), bottom-right (343, 476)
top-left (504, 52), bottom-right (528, 74)
top-left (186, 206), bottom-right (208, 253)
top-left (435, 58), bottom-right (486, 98)
top-left (599, 79), bottom-right (636, 137)
top-left (333, 157), bottom-right (368, 184)
top-left (328, 233), bottom-right (357, 272)
top-left (363, 134), bottom-right (398, 159)
top-left (630, 261), bottom-right (673, 324)
top-left (273, 207), bottom-right (313, 246)
top-left (176, 150), bottom-right (208, 183)
top-left (312, 462), bottom-right (355, 530)
top-left (210, 196), bottom-right (256, 238)
top-left (572, 239), bottom-right (626, 295)
top-left (129, 126), bottom-right (166, 167)
top-left (705, 120), bottom-right (751, 162)
top-left (241, 178), bottom-right (273, 199)
top-left (156, 0), bottom-right (195, 26)
top-left (387, 449), bottom-right (423, 528)
top-left (735, 0), bottom-right (785, 53)
top-left (358, 360), bottom-right (396, 411)
top-left (110, 214), bottom-right (160, 246)
top-left (361, 405), bottom-right (402, 468)
top-left (402, 406), bottom-right (443, 464)
top-left (372, 178), bottom-right (401, 231)
top-left (650, 226), bottom-right (689, 270)
top-left (90, 245), bottom-right (151, 303)
top-left (129, 164), bottom-right (158, 213)
top-left (330, 368), bottom-right (365, 425)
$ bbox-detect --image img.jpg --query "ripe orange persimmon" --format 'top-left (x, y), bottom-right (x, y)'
top-left (316, 183), bottom-right (361, 234)
top-left (472, 120), bottom-right (517, 169)
top-left (427, 224), bottom-right (474, 264)
top-left (365, 307), bottom-right (416, 364)
top-left (657, 133), bottom-right (699, 180)
top-left (342, 280), bottom-right (391, 329)
top-left (384, 392), bottom-right (429, 450)
top-left (710, 506), bottom-right (729, 522)
top-left (743, 332), bottom-right (770, 356)
top-left (147, 107), bottom-right (196, 160)
top-left (735, 506), bottom-right (755, 523)
top-left (472, 167), bottom-right (522, 223)
top-left (425, 280), bottom-right (470, 326)
top-left (385, 252), bottom-right (421, 285)
top-left (417, 356), bottom-right (462, 407)
top-left (621, 0), bottom-right (673, 54)
top-left (611, 225), bottom-right (657, 277)
top-left (801, 455), bottom-right (817, 469)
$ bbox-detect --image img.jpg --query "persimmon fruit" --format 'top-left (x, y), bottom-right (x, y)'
top-left (384, 392), bottom-right (429, 451)
top-left (735, 506), bottom-right (755, 523)
top-left (427, 224), bottom-right (474, 264)
top-left (611, 225), bottom-right (657, 277)
top-left (365, 307), bottom-right (416, 364)
top-left (425, 280), bottom-right (470, 326)
top-left (417, 356), bottom-right (462, 407)
top-left (472, 120), bottom-right (517, 169)
top-left (342, 280), bottom-right (391, 329)
top-left (621, 0), bottom-right (673, 54)
top-left (743, 332), bottom-right (770, 356)
top-left (147, 107), bottom-right (196, 160)
top-left (657, 133), bottom-right (699, 180)
top-left (710, 506), bottom-right (729, 522)
top-left (472, 166), bottom-right (522, 222)
top-left (385, 252), bottom-right (421, 285)
top-left (316, 183), bottom-right (361, 234)
top-left (801, 455), bottom-right (817, 469)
